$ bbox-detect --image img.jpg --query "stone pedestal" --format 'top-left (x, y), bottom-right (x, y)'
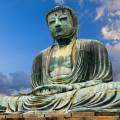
top-left (0, 112), bottom-right (119, 120)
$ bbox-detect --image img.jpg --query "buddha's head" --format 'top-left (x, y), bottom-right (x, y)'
top-left (46, 6), bottom-right (78, 44)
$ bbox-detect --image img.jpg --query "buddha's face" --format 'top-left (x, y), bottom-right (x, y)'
top-left (47, 9), bottom-right (74, 40)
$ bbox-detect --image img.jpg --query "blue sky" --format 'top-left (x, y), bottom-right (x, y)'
top-left (0, 0), bottom-right (120, 95)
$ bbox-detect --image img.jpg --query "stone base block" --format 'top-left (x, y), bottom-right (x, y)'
top-left (0, 112), bottom-right (119, 120)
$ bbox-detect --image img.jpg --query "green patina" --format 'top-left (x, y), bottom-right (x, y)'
top-left (0, 6), bottom-right (120, 113)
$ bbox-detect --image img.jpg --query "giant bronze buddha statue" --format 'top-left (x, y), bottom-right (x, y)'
top-left (0, 6), bottom-right (120, 113)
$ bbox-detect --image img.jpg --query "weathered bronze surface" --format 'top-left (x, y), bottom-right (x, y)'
top-left (0, 6), bottom-right (120, 113)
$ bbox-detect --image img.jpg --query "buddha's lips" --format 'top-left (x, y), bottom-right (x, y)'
top-left (56, 28), bottom-right (62, 32)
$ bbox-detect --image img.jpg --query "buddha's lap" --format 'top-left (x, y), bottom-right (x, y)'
top-left (30, 82), bottom-right (120, 103)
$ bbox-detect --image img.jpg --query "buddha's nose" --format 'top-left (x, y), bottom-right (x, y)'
top-left (55, 19), bottom-right (61, 28)
top-left (55, 24), bottom-right (61, 28)
top-left (55, 24), bottom-right (62, 32)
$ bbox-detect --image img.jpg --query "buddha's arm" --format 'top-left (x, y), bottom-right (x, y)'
top-left (32, 84), bottom-right (73, 95)
top-left (70, 40), bottom-right (113, 89)
top-left (89, 40), bottom-right (113, 82)
top-left (71, 80), bottom-right (103, 89)
top-left (32, 52), bottom-right (43, 89)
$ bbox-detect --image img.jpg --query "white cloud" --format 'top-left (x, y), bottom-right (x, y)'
top-left (94, 0), bottom-right (120, 41)
top-left (54, 0), bottom-right (84, 5)
top-left (106, 43), bottom-right (120, 81)
top-left (106, 43), bottom-right (120, 60)
top-left (0, 71), bottom-right (31, 95)
top-left (95, 6), bottom-right (105, 20)
top-left (54, 0), bottom-right (64, 5)
top-left (101, 23), bottom-right (120, 40)
top-left (10, 88), bottom-right (31, 95)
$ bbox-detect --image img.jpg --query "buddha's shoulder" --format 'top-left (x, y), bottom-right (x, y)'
top-left (77, 39), bottom-right (105, 48)
top-left (33, 47), bottom-right (51, 62)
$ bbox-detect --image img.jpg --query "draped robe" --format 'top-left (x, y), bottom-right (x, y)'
top-left (1, 39), bottom-right (120, 112)
top-left (32, 39), bottom-right (112, 87)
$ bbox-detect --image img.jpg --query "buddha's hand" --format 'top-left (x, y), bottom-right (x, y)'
top-left (32, 84), bottom-right (73, 95)
top-left (71, 83), bottom-right (86, 90)
top-left (71, 80), bottom-right (103, 89)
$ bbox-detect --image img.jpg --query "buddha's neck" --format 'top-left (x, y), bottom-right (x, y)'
top-left (55, 38), bottom-right (72, 47)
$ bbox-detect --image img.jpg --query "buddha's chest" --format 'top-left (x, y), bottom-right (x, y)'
top-left (49, 45), bottom-right (73, 78)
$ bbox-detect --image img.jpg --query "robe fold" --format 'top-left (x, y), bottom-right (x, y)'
top-left (1, 39), bottom-right (120, 113)
top-left (32, 39), bottom-right (112, 87)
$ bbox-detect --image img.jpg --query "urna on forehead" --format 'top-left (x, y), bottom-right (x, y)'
top-left (47, 9), bottom-right (72, 21)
